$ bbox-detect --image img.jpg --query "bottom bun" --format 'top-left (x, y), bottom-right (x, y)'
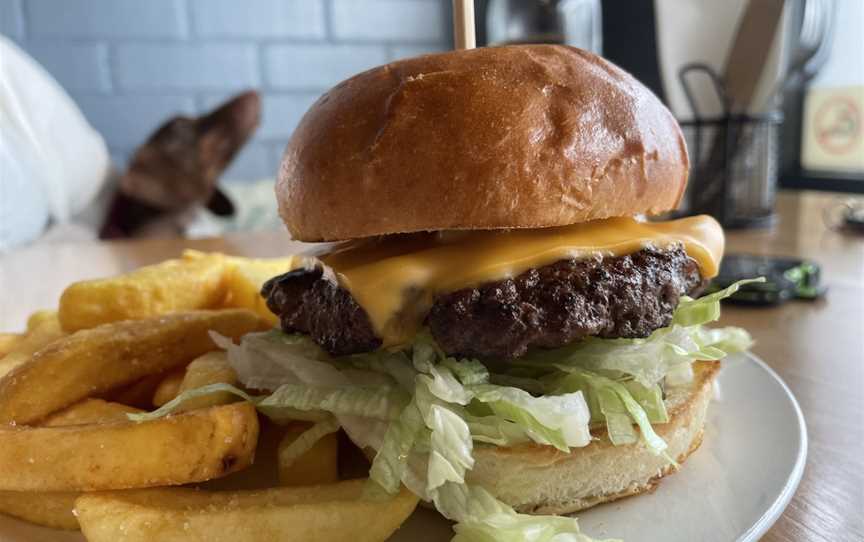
top-left (466, 361), bottom-right (720, 515)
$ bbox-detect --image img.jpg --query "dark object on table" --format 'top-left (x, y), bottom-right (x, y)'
top-left (708, 254), bottom-right (826, 305)
top-left (100, 90), bottom-right (261, 239)
top-left (842, 203), bottom-right (864, 233)
top-left (823, 199), bottom-right (864, 234)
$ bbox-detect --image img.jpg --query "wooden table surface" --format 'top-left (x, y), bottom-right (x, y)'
top-left (1, 190), bottom-right (862, 541)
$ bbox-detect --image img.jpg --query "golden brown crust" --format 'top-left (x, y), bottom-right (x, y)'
top-left (277, 45), bottom-right (689, 241)
top-left (466, 361), bottom-right (719, 515)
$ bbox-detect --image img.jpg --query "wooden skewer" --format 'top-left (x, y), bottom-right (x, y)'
top-left (452, 0), bottom-right (476, 50)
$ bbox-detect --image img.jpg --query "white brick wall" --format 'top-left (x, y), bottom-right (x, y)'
top-left (2, 0), bottom-right (450, 181)
top-left (0, 0), bottom-right (24, 40)
top-left (331, 0), bottom-right (445, 41)
top-left (264, 44), bottom-right (389, 89)
top-left (28, 0), bottom-right (188, 38)
top-left (113, 44), bottom-right (260, 90)
top-left (26, 43), bottom-right (111, 92)
top-left (190, 0), bottom-right (326, 39)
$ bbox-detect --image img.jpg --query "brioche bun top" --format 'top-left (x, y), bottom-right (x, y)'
top-left (277, 45), bottom-right (689, 242)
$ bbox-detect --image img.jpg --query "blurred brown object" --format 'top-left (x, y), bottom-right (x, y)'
top-left (100, 91), bottom-right (261, 239)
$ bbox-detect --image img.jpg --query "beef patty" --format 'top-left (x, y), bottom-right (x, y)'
top-left (263, 246), bottom-right (705, 359)
top-left (262, 266), bottom-right (381, 356)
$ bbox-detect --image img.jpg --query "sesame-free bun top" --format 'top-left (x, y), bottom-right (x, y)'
top-left (277, 45), bottom-right (689, 242)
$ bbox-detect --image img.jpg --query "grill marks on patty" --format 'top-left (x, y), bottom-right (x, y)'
top-left (263, 247), bottom-right (705, 359)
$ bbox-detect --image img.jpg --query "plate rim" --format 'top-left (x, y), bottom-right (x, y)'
top-left (735, 352), bottom-right (808, 542)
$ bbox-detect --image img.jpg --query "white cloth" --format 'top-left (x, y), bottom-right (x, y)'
top-left (0, 36), bottom-right (110, 251)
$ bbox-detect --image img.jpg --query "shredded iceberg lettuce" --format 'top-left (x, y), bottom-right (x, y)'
top-left (132, 279), bottom-right (757, 541)
top-left (673, 277), bottom-right (765, 327)
top-left (127, 381), bottom-right (404, 424)
top-left (549, 369), bottom-right (668, 453)
top-left (514, 279), bottom-right (761, 388)
top-left (436, 483), bottom-right (616, 542)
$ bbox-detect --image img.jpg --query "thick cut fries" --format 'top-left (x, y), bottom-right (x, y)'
top-left (202, 419), bottom-right (285, 491)
top-left (41, 398), bottom-right (143, 427)
top-left (103, 372), bottom-right (172, 410)
top-left (0, 309), bottom-right (262, 425)
top-left (173, 351), bottom-right (239, 412)
top-left (152, 368), bottom-right (186, 407)
top-left (0, 491), bottom-right (80, 530)
top-left (0, 316), bottom-right (64, 379)
top-left (26, 310), bottom-right (58, 332)
top-left (0, 333), bottom-right (24, 358)
top-left (221, 255), bottom-right (295, 325)
top-left (75, 479), bottom-right (419, 542)
top-left (0, 399), bottom-right (144, 529)
top-left (278, 423), bottom-right (339, 487)
top-left (58, 254), bottom-right (227, 331)
top-left (183, 250), bottom-right (295, 325)
top-left (0, 403), bottom-right (258, 492)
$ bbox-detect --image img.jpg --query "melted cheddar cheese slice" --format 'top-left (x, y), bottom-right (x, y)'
top-left (305, 215), bottom-right (724, 348)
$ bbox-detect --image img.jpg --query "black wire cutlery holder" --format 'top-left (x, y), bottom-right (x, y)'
top-left (680, 112), bottom-right (783, 228)
top-left (677, 62), bottom-right (783, 228)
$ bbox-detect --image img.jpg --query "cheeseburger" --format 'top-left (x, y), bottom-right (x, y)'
top-left (223, 45), bottom-right (753, 540)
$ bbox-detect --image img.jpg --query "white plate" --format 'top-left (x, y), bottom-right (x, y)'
top-left (0, 353), bottom-right (806, 542)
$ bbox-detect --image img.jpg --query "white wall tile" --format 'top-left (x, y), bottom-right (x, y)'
top-left (191, 0), bottom-right (325, 39)
top-left (28, 0), bottom-right (187, 38)
top-left (0, 0), bottom-right (24, 40)
top-left (264, 44), bottom-right (387, 89)
top-left (26, 43), bottom-right (110, 92)
top-left (114, 44), bottom-right (259, 91)
top-left (331, 0), bottom-right (445, 42)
